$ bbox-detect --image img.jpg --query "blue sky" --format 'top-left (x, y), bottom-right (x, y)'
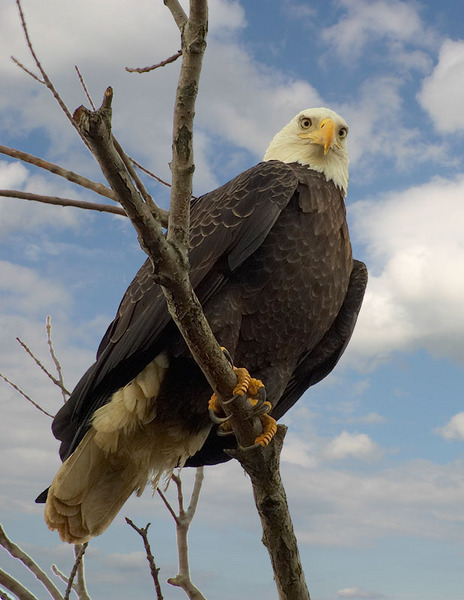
top-left (1, 1), bottom-right (464, 599)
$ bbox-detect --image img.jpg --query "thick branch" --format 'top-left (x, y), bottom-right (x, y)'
top-left (73, 89), bottom-right (174, 278)
top-left (0, 568), bottom-right (37, 600)
top-left (72, 88), bottom-right (261, 447)
top-left (167, 0), bottom-right (208, 253)
top-left (229, 427), bottom-right (311, 600)
top-left (164, 0), bottom-right (188, 29)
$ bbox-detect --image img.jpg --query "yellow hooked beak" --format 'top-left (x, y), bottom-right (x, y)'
top-left (299, 117), bottom-right (339, 155)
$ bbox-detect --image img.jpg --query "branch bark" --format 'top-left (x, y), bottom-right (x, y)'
top-left (157, 469), bottom-right (206, 600)
top-left (0, 525), bottom-right (62, 600)
top-left (0, 145), bottom-right (115, 200)
top-left (229, 428), bottom-right (311, 600)
top-left (125, 520), bottom-right (164, 600)
top-left (0, 190), bottom-right (127, 217)
top-left (0, 568), bottom-right (37, 600)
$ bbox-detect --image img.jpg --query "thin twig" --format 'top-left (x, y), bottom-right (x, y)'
top-left (63, 543), bottom-right (88, 600)
top-left (0, 373), bottom-right (54, 418)
top-left (51, 564), bottom-right (70, 586)
top-left (16, 336), bottom-right (70, 398)
top-left (0, 190), bottom-right (127, 217)
top-left (0, 145), bottom-right (115, 201)
top-left (10, 55), bottom-right (44, 83)
top-left (73, 544), bottom-right (91, 600)
top-left (45, 316), bottom-right (69, 403)
top-left (0, 589), bottom-right (14, 600)
top-left (75, 66), bottom-right (96, 110)
top-left (15, 0), bottom-right (75, 132)
top-left (125, 520), bottom-right (164, 600)
top-left (14, 0), bottom-right (85, 142)
top-left (156, 488), bottom-right (180, 524)
top-left (0, 525), bottom-right (62, 600)
top-left (126, 50), bottom-right (182, 73)
top-left (130, 156), bottom-right (172, 190)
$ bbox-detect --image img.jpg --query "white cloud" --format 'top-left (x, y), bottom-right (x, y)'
top-left (291, 459), bottom-right (464, 547)
top-left (347, 175), bottom-right (464, 365)
top-left (419, 39), bottom-right (464, 133)
top-left (436, 412), bottom-right (464, 441)
top-left (322, 0), bottom-right (433, 65)
top-left (337, 586), bottom-right (384, 599)
top-left (324, 431), bottom-right (383, 460)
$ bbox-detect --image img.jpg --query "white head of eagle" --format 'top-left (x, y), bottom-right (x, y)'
top-left (263, 107), bottom-right (349, 195)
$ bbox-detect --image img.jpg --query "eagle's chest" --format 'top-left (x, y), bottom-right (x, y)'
top-left (232, 192), bottom-right (352, 365)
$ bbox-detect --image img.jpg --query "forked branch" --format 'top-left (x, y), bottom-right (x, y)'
top-left (157, 468), bottom-right (206, 600)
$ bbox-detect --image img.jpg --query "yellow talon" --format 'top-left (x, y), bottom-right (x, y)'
top-left (208, 393), bottom-right (221, 412)
top-left (248, 377), bottom-right (265, 397)
top-left (254, 414), bottom-right (277, 447)
top-left (232, 367), bottom-right (251, 396)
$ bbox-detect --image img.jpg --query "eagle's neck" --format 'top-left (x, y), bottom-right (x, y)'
top-left (263, 139), bottom-right (349, 195)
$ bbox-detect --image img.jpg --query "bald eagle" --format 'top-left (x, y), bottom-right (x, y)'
top-left (37, 107), bottom-right (367, 544)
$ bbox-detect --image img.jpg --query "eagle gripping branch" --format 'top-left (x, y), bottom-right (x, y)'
top-left (72, 21), bottom-right (310, 597)
top-left (209, 365), bottom-right (277, 449)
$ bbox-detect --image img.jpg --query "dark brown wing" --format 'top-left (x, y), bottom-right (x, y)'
top-left (52, 161), bottom-right (301, 460)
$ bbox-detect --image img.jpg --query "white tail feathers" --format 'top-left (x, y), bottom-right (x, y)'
top-left (45, 428), bottom-right (149, 543)
top-left (44, 353), bottom-right (210, 543)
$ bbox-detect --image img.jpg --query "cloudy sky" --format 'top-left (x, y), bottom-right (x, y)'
top-left (1, 1), bottom-right (464, 599)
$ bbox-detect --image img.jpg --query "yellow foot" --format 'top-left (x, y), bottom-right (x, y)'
top-left (208, 360), bottom-right (276, 447)
top-left (254, 414), bottom-right (278, 447)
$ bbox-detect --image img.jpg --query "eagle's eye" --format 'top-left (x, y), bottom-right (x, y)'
top-left (300, 117), bottom-right (312, 129)
top-left (339, 127), bottom-right (348, 139)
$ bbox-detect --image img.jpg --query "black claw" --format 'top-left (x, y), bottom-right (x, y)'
top-left (254, 386), bottom-right (267, 409)
top-left (221, 392), bottom-right (241, 406)
top-left (209, 408), bottom-right (231, 425)
top-left (246, 402), bottom-right (271, 420)
top-left (221, 347), bottom-right (234, 367)
top-left (217, 425), bottom-right (236, 437)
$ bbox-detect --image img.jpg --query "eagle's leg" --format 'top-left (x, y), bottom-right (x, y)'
top-left (208, 366), bottom-right (277, 447)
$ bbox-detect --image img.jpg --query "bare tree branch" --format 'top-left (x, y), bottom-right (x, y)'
top-left (125, 520), bottom-right (164, 600)
top-left (0, 373), bottom-right (54, 418)
top-left (126, 50), bottom-right (182, 74)
top-left (0, 145), bottom-right (115, 201)
top-left (45, 316), bottom-right (69, 403)
top-left (0, 190), bottom-right (127, 217)
top-left (129, 156), bottom-right (172, 190)
top-left (0, 588), bottom-right (15, 600)
top-left (229, 428), bottom-right (311, 600)
top-left (15, 336), bottom-right (70, 399)
top-left (13, 0), bottom-right (86, 143)
top-left (0, 525), bottom-right (62, 600)
top-left (63, 543), bottom-right (88, 600)
top-left (72, 544), bottom-right (90, 600)
top-left (74, 66), bottom-right (96, 110)
top-left (166, 0), bottom-right (208, 254)
top-left (0, 568), bottom-right (37, 600)
top-left (157, 469), bottom-right (206, 600)
top-left (164, 0), bottom-right (189, 29)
